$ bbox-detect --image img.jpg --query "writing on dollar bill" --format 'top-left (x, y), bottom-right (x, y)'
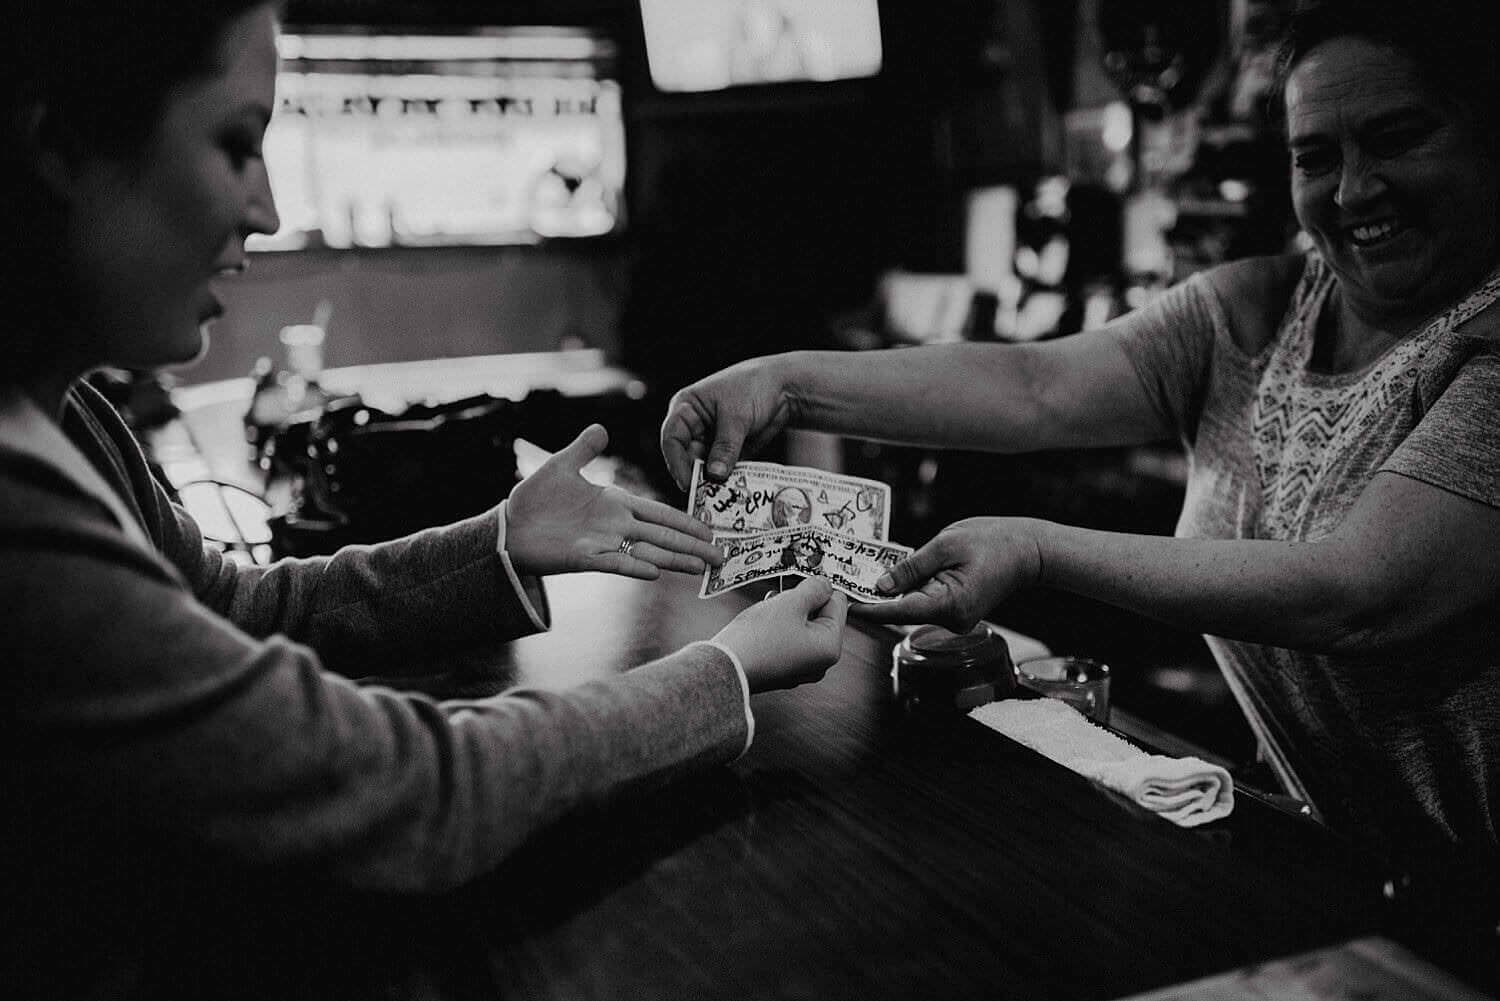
top-left (699, 525), bottom-right (912, 603)
top-left (688, 458), bottom-right (890, 541)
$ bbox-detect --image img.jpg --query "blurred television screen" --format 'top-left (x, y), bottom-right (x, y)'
top-left (252, 27), bottom-right (626, 250)
top-left (640, 0), bottom-right (882, 93)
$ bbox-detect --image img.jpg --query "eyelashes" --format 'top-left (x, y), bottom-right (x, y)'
top-left (1290, 124), bottom-right (1440, 177)
top-left (220, 127), bottom-right (266, 169)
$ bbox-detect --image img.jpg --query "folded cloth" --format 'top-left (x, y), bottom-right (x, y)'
top-left (969, 697), bottom-right (1234, 827)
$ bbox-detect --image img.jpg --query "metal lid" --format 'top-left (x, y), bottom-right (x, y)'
top-left (897, 622), bottom-right (1011, 670)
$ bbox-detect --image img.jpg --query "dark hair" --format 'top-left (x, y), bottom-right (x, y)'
top-left (5, 1), bottom-right (281, 154)
top-left (1, 0), bottom-right (281, 381)
top-left (1270, 0), bottom-right (1500, 150)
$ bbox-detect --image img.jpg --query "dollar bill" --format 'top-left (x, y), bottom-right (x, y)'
top-left (687, 458), bottom-right (891, 541)
top-left (699, 525), bottom-right (912, 603)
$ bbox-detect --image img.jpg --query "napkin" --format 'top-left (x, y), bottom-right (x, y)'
top-left (969, 697), bottom-right (1234, 827)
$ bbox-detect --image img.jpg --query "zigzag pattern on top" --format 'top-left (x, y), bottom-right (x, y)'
top-left (1250, 256), bottom-right (1500, 541)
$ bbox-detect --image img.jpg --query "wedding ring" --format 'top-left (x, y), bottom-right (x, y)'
top-left (617, 538), bottom-right (636, 558)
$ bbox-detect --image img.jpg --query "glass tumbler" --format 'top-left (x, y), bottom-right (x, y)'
top-left (1015, 656), bottom-right (1111, 724)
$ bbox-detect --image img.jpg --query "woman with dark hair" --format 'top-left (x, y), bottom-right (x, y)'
top-left (664, 0), bottom-right (1500, 870)
top-left (1, 0), bottom-right (847, 940)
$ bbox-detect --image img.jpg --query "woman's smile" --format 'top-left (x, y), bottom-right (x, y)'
top-left (1344, 217), bottom-right (1406, 248)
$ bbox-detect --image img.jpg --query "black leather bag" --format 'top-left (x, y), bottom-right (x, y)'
top-left (268, 394), bottom-right (518, 557)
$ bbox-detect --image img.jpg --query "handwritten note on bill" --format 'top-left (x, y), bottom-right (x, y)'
top-left (688, 459), bottom-right (911, 602)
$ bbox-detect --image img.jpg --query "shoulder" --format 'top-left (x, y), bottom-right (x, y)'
top-left (1453, 291), bottom-right (1500, 347)
top-left (1194, 254), bottom-right (1309, 355)
top-left (0, 445), bottom-right (163, 580)
top-left (1197, 253), bottom-right (1306, 305)
top-left (1431, 269), bottom-right (1500, 379)
top-left (0, 448), bottom-right (84, 525)
top-left (0, 383), bottom-right (127, 537)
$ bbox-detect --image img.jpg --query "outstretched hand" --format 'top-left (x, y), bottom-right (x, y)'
top-left (505, 424), bottom-right (724, 580)
top-left (851, 517), bottom-right (1043, 632)
top-left (712, 577), bottom-right (848, 692)
top-left (659, 357), bottom-right (793, 491)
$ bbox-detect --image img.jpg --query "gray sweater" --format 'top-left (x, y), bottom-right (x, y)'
top-left (1, 381), bottom-right (748, 894)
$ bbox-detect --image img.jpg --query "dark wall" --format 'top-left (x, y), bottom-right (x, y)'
top-left (616, 0), bottom-right (1036, 394)
top-left (619, 104), bottom-right (924, 393)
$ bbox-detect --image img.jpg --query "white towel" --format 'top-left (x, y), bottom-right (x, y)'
top-left (969, 697), bottom-right (1234, 827)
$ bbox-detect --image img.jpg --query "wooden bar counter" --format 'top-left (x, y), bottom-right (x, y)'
top-left (126, 356), bottom-right (1430, 1000)
top-left (120, 568), bottom-right (1389, 1001)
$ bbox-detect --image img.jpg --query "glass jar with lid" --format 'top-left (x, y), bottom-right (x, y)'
top-left (892, 622), bottom-right (1015, 712)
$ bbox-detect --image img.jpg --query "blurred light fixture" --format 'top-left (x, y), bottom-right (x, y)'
top-left (277, 30), bottom-right (611, 63)
top-left (1101, 101), bottom-right (1133, 153)
top-left (1217, 178), bottom-right (1251, 202)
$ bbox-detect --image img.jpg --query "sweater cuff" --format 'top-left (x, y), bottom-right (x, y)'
top-left (496, 500), bottom-right (548, 633)
top-left (689, 640), bottom-right (755, 758)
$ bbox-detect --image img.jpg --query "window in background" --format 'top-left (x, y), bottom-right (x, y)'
top-left (251, 27), bottom-right (626, 250)
top-left (640, 0), bottom-right (881, 92)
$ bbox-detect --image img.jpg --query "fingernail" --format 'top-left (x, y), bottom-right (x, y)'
top-left (876, 573), bottom-right (893, 593)
top-left (711, 461), bottom-right (730, 478)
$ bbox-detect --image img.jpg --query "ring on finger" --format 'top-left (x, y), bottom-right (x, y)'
top-left (617, 538), bottom-right (637, 558)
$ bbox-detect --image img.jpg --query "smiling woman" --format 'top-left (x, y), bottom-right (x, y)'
top-left (659, 0), bottom-right (1500, 873)
top-left (1274, 0), bottom-right (1500, 363)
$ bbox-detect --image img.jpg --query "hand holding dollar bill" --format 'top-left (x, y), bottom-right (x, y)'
top-left (688, 459), bottom-right (911, 603)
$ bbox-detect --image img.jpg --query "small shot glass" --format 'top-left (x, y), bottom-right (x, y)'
top-left (1015, 656), bottom-right (1111, 724)
top-left (278, 323), bottom-right (326, 382)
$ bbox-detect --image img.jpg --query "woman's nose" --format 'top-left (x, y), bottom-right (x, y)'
top-left (244, 162), bottom-right (281, 237)
top-left (1334, 154), bottom-right (1385, 209)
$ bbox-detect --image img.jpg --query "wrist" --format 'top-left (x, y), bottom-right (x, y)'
top-left (1023, 518), bottom-right (1054, 589)
top-left (776, 350), bottom-right (827, 428)
top-left (499, 501), bottom-right (539, 577)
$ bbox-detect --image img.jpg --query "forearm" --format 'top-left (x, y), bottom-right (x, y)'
top-left (1035, 522), bottom-right (1386, 655)
top-left (780, 338), bottom-right (1164, 452)
top-left (188, 510), bottom-right (541, 673)
top-left (10, 550), bottom-right (745, 891)
top-left (299, 644), bottom-right (749, 890)
top-left (780, 345), bottom-right (1044, 451)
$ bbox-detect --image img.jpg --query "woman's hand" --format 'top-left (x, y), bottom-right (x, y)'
top-left (505, 424), bottom-right (724, 580)
top-left (659, 356), bottom-right (794, 491)
top-left (852, 517), bottom-right (1044, 632)
top-left (711, 577), bottom-right (848, 692)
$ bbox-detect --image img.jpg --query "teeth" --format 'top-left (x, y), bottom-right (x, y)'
top-left (1350, 221), bottom-right (1399, 244)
